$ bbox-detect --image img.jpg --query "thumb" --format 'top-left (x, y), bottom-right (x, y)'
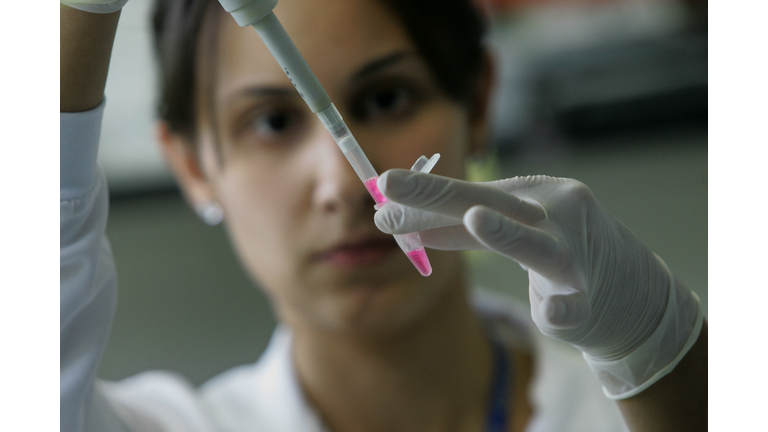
top-left (529, 275), bottom-right (591, 332)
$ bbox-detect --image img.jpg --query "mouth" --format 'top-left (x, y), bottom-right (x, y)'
top-left (315, 236), bottom-right (399, 268)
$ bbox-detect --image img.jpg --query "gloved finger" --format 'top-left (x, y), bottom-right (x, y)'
top-left (488, 175), bottom-right (562, 195)
top-left (463, 205), bottom-right (572, 283)
top-left (374, 202), bottom-right (460, 234)
top-left (377, 170), bottom-right (546, 226)
top-left (464, 205), bottom-right (591, 330)
top-left (418, 225), bottom-right (487, 251)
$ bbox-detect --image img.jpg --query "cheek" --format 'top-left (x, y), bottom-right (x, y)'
top-left (213, 158), bottom-right (308, 289)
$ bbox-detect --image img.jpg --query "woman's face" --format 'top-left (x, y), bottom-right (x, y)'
top-left (191, 0), bottom-right (485, 335)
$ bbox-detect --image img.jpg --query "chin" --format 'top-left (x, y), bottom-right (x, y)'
top-left (322, 268), bottom-right (454, 336)
top-left (284, 250), bottom-right (466, 337)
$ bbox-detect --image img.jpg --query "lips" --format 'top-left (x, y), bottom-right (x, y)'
top-left (316, 236), bottom-right (399, 267)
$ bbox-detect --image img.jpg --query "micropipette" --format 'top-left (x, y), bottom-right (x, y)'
top-left (218, 0), bottom-right (434, 276)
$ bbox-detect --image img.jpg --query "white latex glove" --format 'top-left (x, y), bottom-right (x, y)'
top-left (374, 171), bottom-right (703, 398)
top-left (61, 0), bottom-right (128, 14)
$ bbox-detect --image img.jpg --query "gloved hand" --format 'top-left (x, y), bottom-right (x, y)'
top-left (61, 0), bottom-right (128, 14)
top-left (374, 171), bottom-right (703, 398)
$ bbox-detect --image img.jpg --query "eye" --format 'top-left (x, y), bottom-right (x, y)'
top-left (352, 85), bottom-right (414, 121)
top-left (227, 96), bottom-right (310, 149)
top-left (368, 88), bottom-right (409, 113)
top-left (251, 110), bottom-right (293, 136)
top-left (233, 104), bottom-right (309, 146)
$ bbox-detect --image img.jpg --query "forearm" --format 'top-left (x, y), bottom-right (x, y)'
top-left (60, 4), bottom-right (120, 112)
top-left (617, 321), bottom-right (708, 432)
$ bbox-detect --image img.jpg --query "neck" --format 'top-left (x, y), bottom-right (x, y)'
top-left (291, 277), bottom-right (494, 432)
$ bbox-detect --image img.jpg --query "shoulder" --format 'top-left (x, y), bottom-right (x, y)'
top-left (199, 325), bottom-right (325, 432)
top-left (98, 326), bottom-right (324, 432)
top-left (198, 329), bottom-right (287, 431)
top-left (525, 335), bottom-right (629, 432)
top-left (470, 289), bottom-right (629, 432)
top-left (96, 370), bottom-right (216, 432)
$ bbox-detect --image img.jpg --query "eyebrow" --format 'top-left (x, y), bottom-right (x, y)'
top-left (221, 86), bottom-right (298, 108)
top-left (225, 51), bottom-right (416, 105)
top-left (350, 51), bottom-right (414, 83)
top-left (229, 86), bottom-right (294, 99)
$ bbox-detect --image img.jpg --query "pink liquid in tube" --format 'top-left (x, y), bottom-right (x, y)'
top-left (406, 247), bottom-right (433, 276)
top-left (364, 177), bottom-right (387, 205)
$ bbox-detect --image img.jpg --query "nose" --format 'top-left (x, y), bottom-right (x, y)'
top-left (310, 127), bottom-right (372, 213)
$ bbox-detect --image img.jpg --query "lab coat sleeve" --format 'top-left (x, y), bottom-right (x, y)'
top-left (61, 102), bottom-right (220, 432)
top-left (61, 101), bottom-right (126, 432)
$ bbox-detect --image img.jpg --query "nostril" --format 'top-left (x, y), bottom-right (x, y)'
top-left (322, 201), bottom-right (338, 213)
top-left (314, 172), bottom-right (376, 215)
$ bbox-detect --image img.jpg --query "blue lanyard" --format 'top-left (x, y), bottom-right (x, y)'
top-left (484, 338), bottom-right (512, 432)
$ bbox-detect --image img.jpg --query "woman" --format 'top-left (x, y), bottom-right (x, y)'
top-left (60, 0), bottom-right (707, 431)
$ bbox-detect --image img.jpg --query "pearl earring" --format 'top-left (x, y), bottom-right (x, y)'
top-left (195, 201), bottom-right (224, 226)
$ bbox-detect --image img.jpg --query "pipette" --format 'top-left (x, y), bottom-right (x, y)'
top-left (219, 0), bottom-right (434, 276)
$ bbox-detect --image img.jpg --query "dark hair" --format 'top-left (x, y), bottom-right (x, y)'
top-left (152, 0), bottom-right (487, 140)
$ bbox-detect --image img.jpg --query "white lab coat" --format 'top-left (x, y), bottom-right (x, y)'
top-left (60, 102), bottom-right (629, 432)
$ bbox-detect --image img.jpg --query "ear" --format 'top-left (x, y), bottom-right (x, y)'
top-left (156, 121), bottom-right (214, 210)
top-left (467, 49), bottom-right (496, 157)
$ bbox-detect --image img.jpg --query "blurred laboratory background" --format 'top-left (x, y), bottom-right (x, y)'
top-left (97, 0), bottom-right (707, 386)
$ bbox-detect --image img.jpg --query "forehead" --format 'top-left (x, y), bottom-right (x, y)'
top-left (213, 0), bottom-right (416, 99)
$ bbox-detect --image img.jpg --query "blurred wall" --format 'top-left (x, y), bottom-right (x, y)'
top-left (99, 0), bottom-right (175, 193)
